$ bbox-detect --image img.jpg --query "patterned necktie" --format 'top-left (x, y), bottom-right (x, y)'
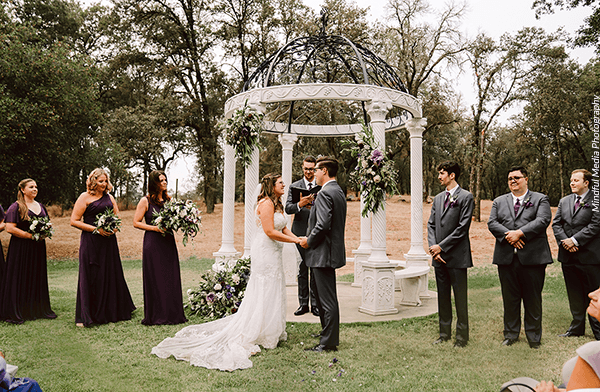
top-left (574, 195), bottom-right (581, 213)
top-left (444, 191), bottom-right (450, 209)
top-left (514, 198), bottom-right (521, 216)
top-left (308, 182), bottom-right (312, 190)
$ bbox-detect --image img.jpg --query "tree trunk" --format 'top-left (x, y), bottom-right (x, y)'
top-left (473, 126), bottom-right (486, 222)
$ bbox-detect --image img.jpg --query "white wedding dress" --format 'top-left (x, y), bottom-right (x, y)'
top-left (151, 210), bottom-right (288, 371)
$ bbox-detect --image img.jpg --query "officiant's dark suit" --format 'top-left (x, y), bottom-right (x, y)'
top-left (285, 156), bottom-right (318, 316)
top-left (552, 169), bottom-right (600, 339)
top-left (427, 162), bottom-right (474, 347)
top-left (302, 157), bottom-right (346, 351)
top-left (488, 166), bottom-right (552, 349)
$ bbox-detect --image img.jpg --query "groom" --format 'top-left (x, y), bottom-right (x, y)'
top-left (300, 156), bottom-right (346, 352)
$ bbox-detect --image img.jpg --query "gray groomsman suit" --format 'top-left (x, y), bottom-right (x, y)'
top-left (488, 190), bottom-right (552, 345)
top-left (553, 191), bottom-right (600, 338)
top-left (427, 186), bottom-right (474, 343)
top-left (305, 180), bottom-right (346, 347)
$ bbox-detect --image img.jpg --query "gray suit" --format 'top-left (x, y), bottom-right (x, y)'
top-left (427, 187), bottom-right (474, 342)
top-left (305, 180), bottom-right (346, 347)
top-left (285, 178), bottom-right (317, 310)
top-left (553, 192), bottom-right (600, 338)
top-left (488, 191), bottom-right (552, 344)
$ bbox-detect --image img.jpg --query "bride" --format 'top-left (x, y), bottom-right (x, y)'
top-left (151, 173), bottom-right (301, 371)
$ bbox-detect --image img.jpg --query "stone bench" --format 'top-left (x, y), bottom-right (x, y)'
top-left (394, 265), bottom-right (430, 306)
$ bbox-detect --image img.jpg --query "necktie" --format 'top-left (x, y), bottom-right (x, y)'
top-left (444, 191), bottom-right (450, 209)
top-left (514, 198), bottom-right (521, 216)
top-left (308, 182), bottom-right (312, 190)
top-left (574, 196), bottom-right (581, 212)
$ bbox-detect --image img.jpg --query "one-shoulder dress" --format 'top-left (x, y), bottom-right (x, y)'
top-left (141, 198), bottom-right (187, 325)
top-left (151, 210), bottom-right (288, 371)
top-left (75, 193), bottom-right (135, 326)
top-left (1, 202), bottom-right (56, 324)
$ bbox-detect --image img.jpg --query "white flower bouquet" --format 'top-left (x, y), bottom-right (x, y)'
top-left (29, 216), bottom-right (54, 241)
top-left (152, 199), bottom-right (202, 246)
top-left (93, 208), bottom-right (122, 234)
top-left (218, 101), bottom-right (264, 168)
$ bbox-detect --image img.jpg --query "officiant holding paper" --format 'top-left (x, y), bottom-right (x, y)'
top-left (286, 156), bottom-right (320, 317)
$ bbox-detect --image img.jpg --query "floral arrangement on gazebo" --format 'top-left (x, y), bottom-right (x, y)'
top-left (219, 102), bottom-right (264, 168)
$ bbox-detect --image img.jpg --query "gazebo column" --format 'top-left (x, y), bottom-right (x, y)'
top-left (213, 143), bottom-right (241, 264)
top-left (351, 203), bottom-right (371, 288)
top-left (242, 146), bottom-right (260, 258)
top-left (359, 100), bottom-right (398, 316)
top-left (279, 133), bottom-right (299, 285)
top-left (403, 117), bottom-right (431, 301)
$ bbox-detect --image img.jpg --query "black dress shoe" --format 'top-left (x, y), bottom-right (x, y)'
top-left (558, 331), bottom-right (583, 337)
top-left (454, 340), bottom-right (468, 348)
top-left (529, 341), bottom-right (541, 349)
top-left (502, 338), bottom-right (517, 346)
top-left (432, 337), bottom-right (450, 345)
top-left (294, 306), bottom-right (309, 316)
top-left (305, 344), bottom-right (337, 352)
top-left (311, 308), bottom-right (320, 317)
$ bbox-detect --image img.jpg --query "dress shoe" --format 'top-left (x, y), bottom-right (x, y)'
top-left (502, 338), bottom-right (517, 346)
top-left (432, 337), bottom-right (450, 345)
top-left (311, 308), bottom-right (320, 317)
top-left (529, 342), bottom-right (541, 349)
top-left (305, 344), bottom-right (337, 352)
top-left (558, 331), bottom-right (583, 337)
top-left (294, 306), bottom-right (309, 316)
top-left (453, 340), bottom-right (468, 348)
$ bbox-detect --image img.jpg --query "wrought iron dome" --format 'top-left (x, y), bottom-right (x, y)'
top-left (224, 11), bottom-right (421, 136)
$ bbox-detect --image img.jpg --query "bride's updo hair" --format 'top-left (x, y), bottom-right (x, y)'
top-left (257, 173), bottom-right (283, 212)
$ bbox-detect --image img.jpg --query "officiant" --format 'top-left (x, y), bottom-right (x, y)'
top-left (285, 156), bottom-right (320, 317)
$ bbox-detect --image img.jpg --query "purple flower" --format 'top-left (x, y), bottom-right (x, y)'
top-left (370, 149), bottom-right (384, 165)
top-left (525, 201), bottom-right (534, 208)
top-left (583, 203), bottom-right (591, 209)
top-left (361, 181), bottom-right (367, 186)
top-left (206, 293), bottom-right (215, 303)
top-left (226, 292), bottom-right (232, 299)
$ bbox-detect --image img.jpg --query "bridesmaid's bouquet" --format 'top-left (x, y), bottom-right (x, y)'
top-left (93, 208), bottom-right (122, 234)
top-left (29, 216), bottom-right (54, 241)
top-left (152, 199), bottom-right (201, 246)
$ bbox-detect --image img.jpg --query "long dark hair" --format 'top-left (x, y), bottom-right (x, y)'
top-left (16, 178), bottom-right (35, 221)
top-left (257, 173), bottom-right (283, 212)
top-left (148, 170), bottom-right (171, 207)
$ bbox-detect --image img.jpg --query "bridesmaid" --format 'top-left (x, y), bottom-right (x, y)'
top-left (0, 204), bottom-right (5, 314)
top-left (70, 168), bottom-right (135, 327)
top-left (133, 170), bottom-right (187, 325)
top-left (1, 179), bottom-right (56, 323)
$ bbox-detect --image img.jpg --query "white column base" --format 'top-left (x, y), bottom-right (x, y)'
top-left (358, 261), bottom-right (398, 315)
top-left (351, 248), bottom-right (371, 287)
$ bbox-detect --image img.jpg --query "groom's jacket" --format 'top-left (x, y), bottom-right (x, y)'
top-left (427, 186), bottom-right (474, 269)
top-left (305, 180), bottom-right (346, 270)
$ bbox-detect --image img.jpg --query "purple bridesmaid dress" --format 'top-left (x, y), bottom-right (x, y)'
top-left (1, 202), bottom-right (56, 324)
top-left (141, 197), bottom-right (187, 325)
top-left (0, 204), bottom-right (5, 316)
top-left (75, 193), bottom-right (135, 326)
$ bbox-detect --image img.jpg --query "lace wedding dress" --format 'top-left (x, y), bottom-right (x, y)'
top-left (151, 210), bottom-right (288, 371)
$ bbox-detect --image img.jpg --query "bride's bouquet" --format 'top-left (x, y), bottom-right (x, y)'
top-left (29, 216), bottom-right (54, 241)
top-left (186, 257), bottom-right (251, 319)
top-left (152, 199), bottom-right (201, 246)
top-left (93, 208), bottom-right (122, 234)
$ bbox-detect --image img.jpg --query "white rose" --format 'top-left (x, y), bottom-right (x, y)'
top-left (361, 160), bottom-right (368, 168)
top-left (232, 274), bottom-right (240, 284)
top-left (214, 283), bottom-right (222, 291)
top-left (187, 289), bottom-right (192, 295)
top-left (374, 175), bottom-right (381, 183)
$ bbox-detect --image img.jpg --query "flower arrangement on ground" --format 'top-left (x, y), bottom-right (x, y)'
top-left (29, 216), bottom-right (54, 241)
top-left (93, 208), bottom-right (121, 234)
top-left (186, 257), bottom-right (251, 320)
top-left (219, 101), bottom-right (264, 168)
top-left (342, 124), bottom-right (399, 217)
top-left (152, 199), bottom-right (201, 246)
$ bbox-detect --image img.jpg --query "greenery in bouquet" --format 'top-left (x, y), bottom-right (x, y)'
top-left (342, 124), bottom-right (399, 217)
top-left (219, 101), bottom-right (264, 168)
top-left (93, 208), bottom-right (121, 234)
top-left (186, 257), bottom-right (251, 320)
top-left (29, 216), bottom-right (54, 241)
top-left (152, 199), bottom-right (201, 246)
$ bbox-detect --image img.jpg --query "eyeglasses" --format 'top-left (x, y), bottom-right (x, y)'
top-left (315, 167), bottom-right (324, 171)
top-left (508, 176), bottom-right (524, 182)
top-left (303, 168), bottom-right (315, 172)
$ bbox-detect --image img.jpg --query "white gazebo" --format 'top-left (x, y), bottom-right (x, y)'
top-left (213, 18), bottom-right (431, 315)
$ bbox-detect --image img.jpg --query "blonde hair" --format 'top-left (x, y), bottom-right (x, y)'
top-left (257, 173), bottom-right (283, 213)
top-left (86, 168), bottom-right (113, 195)
top-left (16, 178), bottom-right (35, 221)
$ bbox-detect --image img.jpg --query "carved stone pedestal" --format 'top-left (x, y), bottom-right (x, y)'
top-left (358, 262), bottom-right (399, 315)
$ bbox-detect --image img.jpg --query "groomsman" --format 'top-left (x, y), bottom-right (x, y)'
top-left (427, 161), bottom-right (474, 348)
top-left (300, 156), bottom-right (347, 352)
top-left (285, 156), bottom-right (319, 317)
top-left (488, 166), bottom-right (552, 349)
top-left (553, 169), bottom-right (600, 339)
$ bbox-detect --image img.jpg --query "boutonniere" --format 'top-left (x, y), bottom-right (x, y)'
top-left (523, 196), bottom-right (533, 208)
top-left (448, 194), bottom-right (459, 208)
top-left (583, 202), bottom-right (591, 209)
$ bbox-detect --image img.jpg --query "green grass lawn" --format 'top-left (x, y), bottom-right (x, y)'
top-left (0, 259), bottom-right (589, 391)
